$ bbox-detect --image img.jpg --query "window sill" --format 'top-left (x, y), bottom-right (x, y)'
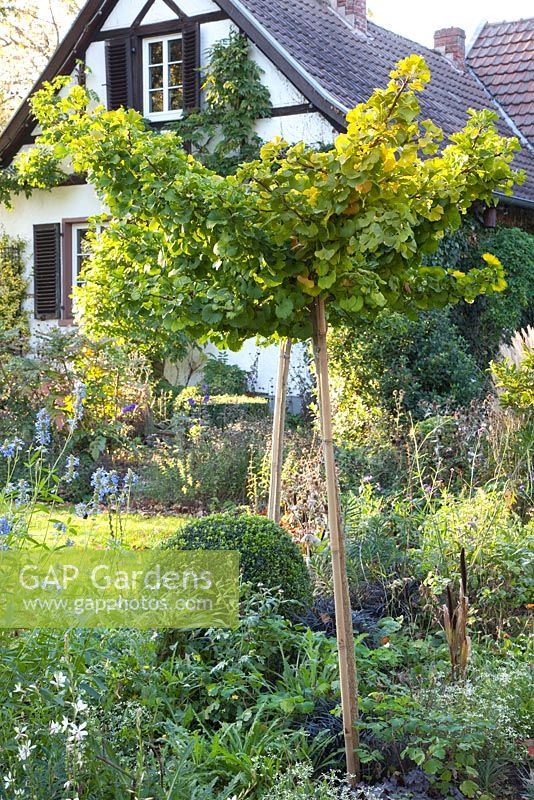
top-left (143, 111), bottom-right (184, 123)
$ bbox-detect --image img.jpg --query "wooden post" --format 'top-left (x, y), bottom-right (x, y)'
top-left (311, 297), bottom-right (360, 784)
top-left (267, 338), bottom-right (292, 523)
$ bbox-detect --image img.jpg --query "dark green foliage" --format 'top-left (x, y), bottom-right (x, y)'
top-left (329, 308), bottom-right (481, 425)
top-left (163, 514), bottom-right (313, 609)
top-left (329, 222), bottom-right (533, 435)
top-left (201, 355), bottom-right (248, 395)
top-left (451, 226), bottom-right (534, 364)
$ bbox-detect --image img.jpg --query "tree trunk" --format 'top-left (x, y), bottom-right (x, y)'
top-left (267, 338), bottom-right (291, 523)
top-left (311, 297), bottom-right (360, 784)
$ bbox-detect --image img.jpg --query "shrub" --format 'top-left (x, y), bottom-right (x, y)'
top-left (163, 514), bottom-right (313, 609)
top-left (0, 329), bottom-right (151, 458)
top-left (201, 354), bottom-right (248, 395)
top-left (329, 308), bottom-right (482, 434)
top-left (452, 227), bottom-right (534, 365)
top-left (492, 327), bottom-right (534, 411)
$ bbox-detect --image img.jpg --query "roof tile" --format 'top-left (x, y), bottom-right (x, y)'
top-left (468, 17), bottom-right (534, 145)
top-left (241, 0), bottom-right (534, 202)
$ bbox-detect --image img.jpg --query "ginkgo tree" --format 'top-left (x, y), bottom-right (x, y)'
top-left (5, 54), bottom-right (522, 781)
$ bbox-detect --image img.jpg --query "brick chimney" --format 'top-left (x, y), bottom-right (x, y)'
top-left (332, 0), bottom-right (367, 34)
top-left (434, 27), bottom-right (466, 70)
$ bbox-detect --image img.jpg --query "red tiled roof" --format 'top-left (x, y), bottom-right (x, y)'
top-left (468, 18), bottom-right (534, 144)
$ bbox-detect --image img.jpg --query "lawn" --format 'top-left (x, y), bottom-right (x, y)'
top-left (26, 506), bottom-right (187, 549)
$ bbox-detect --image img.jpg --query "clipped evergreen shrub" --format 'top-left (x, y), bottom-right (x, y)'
top-left (162, 514), bottom-right (312, 609)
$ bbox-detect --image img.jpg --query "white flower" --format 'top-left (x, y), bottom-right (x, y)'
top-left (3, 771), bottom-right (15, 789)
top-left (61, 716), bottom-right (70, 733)
top-left (13, 683), bottom-right (24, 694)
top-left (68, 721), bottom-right (88, 744)
top-left (67, 722), bottom-right (89, 745)
top-left (49, 720), bottom-right (62, 734)
top-left (72, 699), bottom-right (88, 714)
top-left (17, 740), bottom-right (35, 761)
top-left (51, 671), bottom-right (68, 690)
top-left (13, 725), bottom-right (27, 740)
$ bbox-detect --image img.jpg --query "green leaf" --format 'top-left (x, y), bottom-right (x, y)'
top-left (459, 780), bottom-right (480, 798)
top-left (423, 758), bottom-right (443, 775)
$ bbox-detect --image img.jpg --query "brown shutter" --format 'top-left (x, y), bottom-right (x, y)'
top-left (182, 23), bottom-right (200, 111)
top-left (33, 223), bottom-right (61, 320)
top-left (106, 37), bottom-right (134, 110)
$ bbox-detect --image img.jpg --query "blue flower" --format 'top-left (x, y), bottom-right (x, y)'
top-left (187, 397), bottom-right (196, 407)
top-left (15, 480), bottom-right (30, 508)
top-left (0, 516), bottom-right (12, 536)
top-left (53, 521), bottom-right (67, 533)
top-left (202, 394), bottom-right (210, 404)
top-left (0, 438), bottom-right (24, 458)
top-left (123, 470), bottom-right (139, 491)
top-left (120, 403), bottom-right (137, 415)
top-left (4, 480), bottom-right (30, 507)
top-left (65, 539), bottom-right (75, 547)
top-left (35, 408), bottom-right (51, 450)
top-left (68, 381), bottom-right (87, 432)
top-left (91, 468), bottom-right (120, 503)
top-left (63, 455), bottom-right (80, 483)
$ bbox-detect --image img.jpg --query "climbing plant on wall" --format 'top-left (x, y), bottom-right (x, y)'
top-left (172, 30), bottom-right (271, 175)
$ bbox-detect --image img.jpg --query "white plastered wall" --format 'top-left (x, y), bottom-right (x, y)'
top-left (1, 1), bottom-right (339, 394)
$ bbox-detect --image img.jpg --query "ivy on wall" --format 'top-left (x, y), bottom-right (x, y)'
top-left (172, 31), bottom-right (271, 175)
top-left (0, 234), bottom-right (28, 353)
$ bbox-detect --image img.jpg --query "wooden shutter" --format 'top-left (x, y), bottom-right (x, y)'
top-left (33, 223), bottom-right (61, 320)
top-left (106, 37), bottom-right (134, 110)
top-left (182, 23), bottom-right (200, 111)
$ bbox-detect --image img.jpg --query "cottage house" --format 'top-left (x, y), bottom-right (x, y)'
top-left (0, 0), bottom-right (532, 395)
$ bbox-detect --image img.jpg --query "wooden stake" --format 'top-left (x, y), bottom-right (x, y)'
top-left (311, 297), bottom-right (360, 784)
top-left (267, 338), bottom-right (292, 523)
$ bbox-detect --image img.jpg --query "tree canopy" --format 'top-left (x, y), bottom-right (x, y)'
top-left (2, 55), bottom-right (522, 358)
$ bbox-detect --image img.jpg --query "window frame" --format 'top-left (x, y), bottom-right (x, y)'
top-left (61, 218), bottom-right (105, 323)
top-left (142, 32), bottom-right (185, 122)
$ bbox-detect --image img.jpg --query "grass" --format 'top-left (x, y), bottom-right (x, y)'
top-left (27, 506), bottom-right (188, 549)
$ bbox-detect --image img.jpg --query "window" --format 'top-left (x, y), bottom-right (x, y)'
top-left (61, 220), bottom-right (104, 321)
top-left (143, 34), bottom-right (184, 120)
top-left (72, 223), bottom-right (90, 287)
